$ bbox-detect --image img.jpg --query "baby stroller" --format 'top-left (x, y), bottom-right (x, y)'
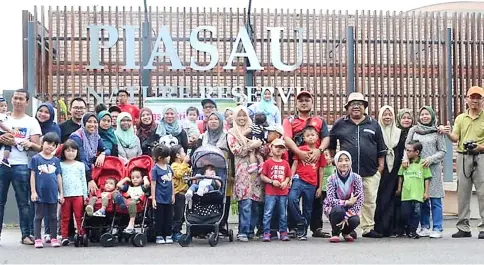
top-left (78, 156), bottom-right (154, 248)
top-left (178, 145), bottom-right (234, 247)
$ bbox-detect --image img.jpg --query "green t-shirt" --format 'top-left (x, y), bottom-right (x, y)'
top-left (398, 160), bottom-right (432, 202)
top-left (322, 165), bottom-right (336, 191)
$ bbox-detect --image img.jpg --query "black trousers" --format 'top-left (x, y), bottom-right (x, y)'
top-left (329, 205), bottom-right (360, 236)
top-left (172, 194), bottom-right (185, 234)
top-left (34, 203), bottom-right (57, 240)
top-left (310, 191), bottom-right (326, 232)
top-left (155, 203), bottom-right (173, 237)
top-left (401, 200), bottom-right (421, 234)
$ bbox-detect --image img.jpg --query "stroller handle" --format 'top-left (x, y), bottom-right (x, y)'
top-left (184, 175), bottom-right (223, 182)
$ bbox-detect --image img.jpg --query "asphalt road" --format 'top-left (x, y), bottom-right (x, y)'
top-left (0, 220), bottom-right (483, 264)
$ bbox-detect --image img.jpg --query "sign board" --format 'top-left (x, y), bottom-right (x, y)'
top-left (143, 97), bottom-right (238, 122)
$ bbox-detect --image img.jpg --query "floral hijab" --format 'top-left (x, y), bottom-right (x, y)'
top-left (74, 112), bottom-right (100, 164)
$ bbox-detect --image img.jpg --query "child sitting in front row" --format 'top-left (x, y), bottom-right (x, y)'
top-left (85, 177), bottom-right (117, 217)
top-left (114, 169), bottom-right (150, 234)
top-left (396, 140), bottom-right (432, 239)
top-left (185, 165), bottom-right (222, 199)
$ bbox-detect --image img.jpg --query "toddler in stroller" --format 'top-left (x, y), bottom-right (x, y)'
top-left (85, 177), bottom-right (118, 217)
top-left (185, 165), bottom-right (222, 201)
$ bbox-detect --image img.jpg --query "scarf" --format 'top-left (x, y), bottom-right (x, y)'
top-left (203, 112), bottom-right (227, 148)
top-left (75, 112), bottom-right (100, 165)
top-left (397, 108), bottom-right (413, 140)
top-left (137, 108), bottom-right (157, 140)
top-left (228, 106), bottom-right (252, 150)
top-left (97, 111), bottom-right (118, 151)
top-left (414, 106), bottom-right (438, 135)
top-left (378, 105), bottom-right (402, 172)
top-left (258, 88), bottom-right (278, 120)
top-left (36, 103), bottom-right (61, 137)
top-left (333, 151), bottom-right (356, 200)
top-left (156, 105), bottom-right (182, 137)
top-left (115, 112), bottom-right (138, 148)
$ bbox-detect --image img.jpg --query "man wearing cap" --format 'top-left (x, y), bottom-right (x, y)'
top-left (197, 99), bottom-right (217, 133)
top-left (282, 90), bottom-right (330, 238)
top-left (439, 86), bottom-right (484, 239)
top-left (116, 89), bottom-right (140, 124)
top-left (108, 105), bottom-right (122, 129)
top-left (329, 92), bottom-right (386, 238)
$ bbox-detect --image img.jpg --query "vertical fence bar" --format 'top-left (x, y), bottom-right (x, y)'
top-left (346, 26), bottom-right (355, 93)
top-left (444, 27), bottom-right (454, 183)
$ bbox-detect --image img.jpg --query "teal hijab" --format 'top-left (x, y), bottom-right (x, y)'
top-left (115, 112), bottom-right (139, 148)
top-left (97, 111), bottom-right (118, 151)
top-left (259, 88), bottom-right (278, 118)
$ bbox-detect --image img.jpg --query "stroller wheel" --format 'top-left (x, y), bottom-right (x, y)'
top-left (178, 234), bottom-right (191, 247)
top-left (132, 233), bottom-right (148, 247)
top-left (228, 229), bottom-right (234, 242)
top-left (74, 234), bottom-right (80, 247)
top-left (100, 233), bottom-right (115, 247)
top-left (82, 234), bottom-right (89, 247)
top-left (208, 233), bottom-right (219, 247)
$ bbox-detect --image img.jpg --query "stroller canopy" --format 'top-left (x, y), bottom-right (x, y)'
top-left (191, 145), bottom-right (227, 170)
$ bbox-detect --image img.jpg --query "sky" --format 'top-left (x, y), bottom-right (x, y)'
top-left (0, 0), bottom-right (473, 92)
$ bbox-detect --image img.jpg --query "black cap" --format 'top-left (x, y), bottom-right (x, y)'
top-left (0, 97), bottom-right (5, 103)
top-left (108, 105), bottom-right (122, 113)
top-left (201, 99), bottom-right (217, 108)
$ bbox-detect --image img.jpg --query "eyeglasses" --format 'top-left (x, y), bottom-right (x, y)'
top-left (203, 105), bottom-right (215, 109)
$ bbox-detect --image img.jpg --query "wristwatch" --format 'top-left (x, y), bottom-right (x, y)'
top-left (270, 180), bottom-right (274, 185)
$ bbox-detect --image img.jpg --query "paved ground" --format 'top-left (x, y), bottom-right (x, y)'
top-left (0, 219), bottom-right (483, 264)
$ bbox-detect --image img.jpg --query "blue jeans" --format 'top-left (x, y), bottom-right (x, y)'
top-left (238, 199), bottom-right (261, 237)
top-left (288, 178), bottom-right (316, 234)
top-left (420, 198), bottom-right (443, 232)
top-left (262, 195), bottom-right (287, 234)
top-left (401, 200), bottom-right (421, 234)
top-left (0, 164), bottom-right (33, 239)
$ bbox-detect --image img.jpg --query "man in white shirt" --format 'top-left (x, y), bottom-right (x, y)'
top-left (0, 89), bottom-right (41, 245)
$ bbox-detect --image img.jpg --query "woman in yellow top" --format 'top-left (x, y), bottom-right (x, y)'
top-left (170, 145), bottom-right (191, 242)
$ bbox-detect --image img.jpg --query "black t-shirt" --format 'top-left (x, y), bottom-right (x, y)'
top-left (59, 119), bottom-right (81, 143)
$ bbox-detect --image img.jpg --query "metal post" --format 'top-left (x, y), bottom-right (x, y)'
top-left (27, 21), bottom-right (36, 115)
top-left (140, 0), bottom-right (151, 106)
top-left (443, 27), bottom-right (454, 183)
top-left (245, 0), bottom-right (255, 89)
top-left (346, 26), bottom-right (355, 93)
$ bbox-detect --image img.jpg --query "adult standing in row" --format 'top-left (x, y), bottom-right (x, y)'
top-left (108, 106), bottom-right (122, 130)
top-left (374, 105), bottom-right (405, 237)
top-left (0, 89), bottom-right (41, 245)
top-left (137, 108), bottom-right (159, 156)
top-left (329, 92), bottom-right (386, 238)
top-left (197, 99), bottom-right (217, 133)
top-left (283, 91), bottom-right (330, 238)
top-left (59, 98), bottom-right (87, 143)
top-left (116, 90), bottom-right (140, 125)
top-left (403, 106), bottom-right (446, 238)
top-left (115, 112), bottom-right (142, 162)
top-left (97, 111), bottom-right (119, 157)
top-left (248, 88), bottom-right (282, 125)
top-left (156, 106), bottom-right (188, 150)
top-left (439, 86), bottom-right (484, 239)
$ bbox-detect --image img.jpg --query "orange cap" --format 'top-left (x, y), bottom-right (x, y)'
top-left (467, 86), bottom-right (484, 97)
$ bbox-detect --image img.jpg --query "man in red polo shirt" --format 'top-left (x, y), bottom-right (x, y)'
top-left (117, 89), bottom-right (140, 124)
top-left (282, 90), bottom-right (330, 238)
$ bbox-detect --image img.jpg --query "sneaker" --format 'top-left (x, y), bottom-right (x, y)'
top-left (165, 236), bottom-right (173, 244)
top-left (93, 209), bottom-right (106, 217)
top-left (407, 232), bottom-right (420, 239)
top-left (343, 234), bottom-right (355, 242)
top-left (297, 232), bottom-right (307, 241)
top-left (44, 235), bottom-right (51, 243)
top-left (34, 239), bottom-right (43, 248)
top-left (362, 230), bottom-right (382, 238)
top-left (418, 228), bottom-right (431, 237)
top-left (279, 232), bottom-right (290, 241)
top-left (22, 236), bottom-right (34, 245)
top-left (172, 232), bottom-right (182, 242)
top-left (61, 238), bottom-right (69, 246)
top-left (329, 235), bottom-right (340, 243)
top-left (237, 234), bottom-right (249, 242)
top-left (288, 229), bottom-right (297, 238)
top-left (50, 238), bottom-right (61, 247)
top-left (123, 227), bottom-right (135, 234)
top-left (429, 231), bottom-right (442, 238)
top-left (85, 205), bottom-right (94, 216)
top-left (155, 236), bottom-right (166, 244)
top-left (262, 233), bottom-right (271, 242)
top-left (452, 230), bottom-right (472, 238)
top-left (478, 231), bottom-right (484, 239)
top-left (312, 228), bottom-right (331, 238)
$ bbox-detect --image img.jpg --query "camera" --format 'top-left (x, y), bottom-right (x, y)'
top-left (463, 140), bottom-right (477, 151)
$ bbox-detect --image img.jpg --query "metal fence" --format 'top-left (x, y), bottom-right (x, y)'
top-left (23, 6), bottom-right (484, 124)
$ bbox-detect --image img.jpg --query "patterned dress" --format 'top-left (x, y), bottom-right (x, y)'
top-left (324, 172), bottom-right (364, 217)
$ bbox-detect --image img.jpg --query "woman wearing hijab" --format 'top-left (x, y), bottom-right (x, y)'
top-left (97, 111), bottom-right (118, 157)
top-left (374, 105), bottom-right (406, 237)
top-left (156, 106), bottom-right (188, 151)
top-left (137, 107), bottom-right (160, 156)
top-left (403, 106), bottom-right (446, 238)
top-left (69, 112), bottom-right (109, 193)
top-left (228, 106), bottom-right (266, 242)
top-left (248, 88), bottom-right (281, 125)
top-left (324, 151), bottom-right (364, 243)
top-left (36, 103), bottom-right (61, 138)
top-left (115, 112), bottom-right (142, 162)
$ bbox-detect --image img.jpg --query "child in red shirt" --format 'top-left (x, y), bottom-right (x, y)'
top-left (260, 138), bottom-right (292, 242)
top-left (288, 126), bottom-right (326, 240)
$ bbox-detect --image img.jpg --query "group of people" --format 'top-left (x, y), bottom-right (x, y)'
top-left (0, 85), bottom-right (483, 248)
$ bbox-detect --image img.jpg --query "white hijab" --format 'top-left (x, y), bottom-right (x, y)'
top-left (378, 105), bottom-right (401, 172)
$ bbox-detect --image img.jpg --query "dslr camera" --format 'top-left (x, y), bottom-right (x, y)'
top-left (463, 140), bottom-right (478, 152)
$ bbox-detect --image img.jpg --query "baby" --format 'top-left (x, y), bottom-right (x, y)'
top-left (0, 98), bottom-right (13, 167)
top-left (243, 112), bottom-right (268, 173)
top-left (183, 107), bottom-right (201, 154)
top-left (85, 177), bottom-right (117, 217)
top-left (185, 165), bottom-right (222, 200)
top-left (114, 168), bottom-right (150, 233)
